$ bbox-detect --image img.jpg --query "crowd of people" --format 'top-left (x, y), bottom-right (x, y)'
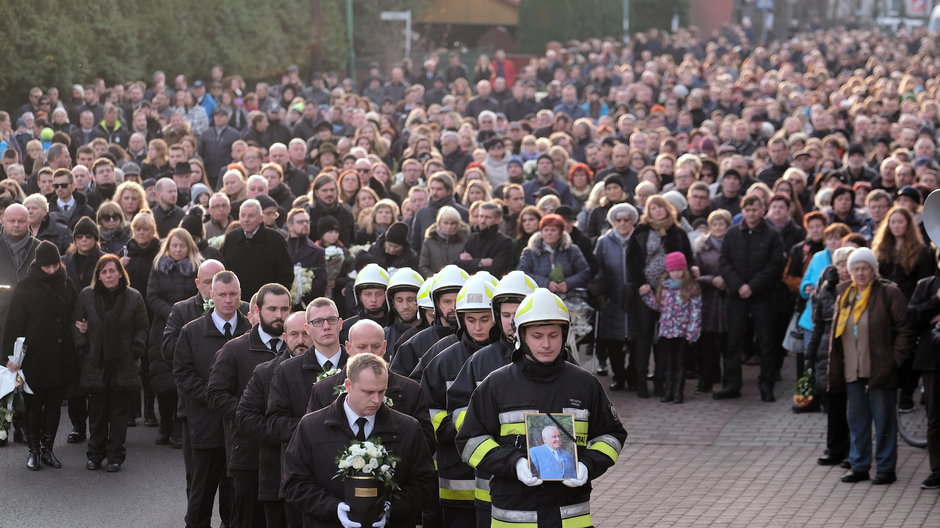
top-left (1, 19), bottom-right (940, 528)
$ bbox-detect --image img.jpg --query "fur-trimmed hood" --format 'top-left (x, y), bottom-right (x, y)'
top-left (526, 231), bottom-right (573, 254)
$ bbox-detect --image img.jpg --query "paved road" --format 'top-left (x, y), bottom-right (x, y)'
top-left (1, 355), bottom-right (937, 527)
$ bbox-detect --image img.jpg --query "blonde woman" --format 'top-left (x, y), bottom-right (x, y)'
top-left (114, 181), bottom-right (151, 221)
top-left (355, 198), bottom-right (400, 245)
top-left (146, 227), bottom-right (202, 445)
top-left (352, 187), bottom-right (380, 220)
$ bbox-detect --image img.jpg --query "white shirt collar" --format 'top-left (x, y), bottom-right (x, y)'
top-left (257, 326), bottom-right (281, 351)
top-left (210, 310), bottom-right (238, 335)
top-left (343, 398), bottom-right (375, 439)
top-left (57, 197), bottom-right (75, 209)
top-left (314, 348), bottom-right (342, 370)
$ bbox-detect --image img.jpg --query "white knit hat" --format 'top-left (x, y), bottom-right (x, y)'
top-left (846, 247), bottom-right (878, 272)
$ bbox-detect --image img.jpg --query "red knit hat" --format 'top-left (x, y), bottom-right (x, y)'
top-left (539, 214), bottom-right (566, 232)
top-left (665, 252), bottom-right (688, 272)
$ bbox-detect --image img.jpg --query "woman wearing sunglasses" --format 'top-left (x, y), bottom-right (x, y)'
top-left (96, 202), bottom-right (130, 255)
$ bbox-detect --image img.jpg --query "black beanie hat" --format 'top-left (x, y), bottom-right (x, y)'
top-left (603, 174), bottom-right (624, 189)
top-left (317, 215), bottom-right (340, 236)
top-left (180, 207), bottom-right (205, 240)
top-left (385, 222), bottom-right (409, 246)
top-left (34, 240), bottom-right (61, 267)
top-left (73, 216), bottom-right (99, 241)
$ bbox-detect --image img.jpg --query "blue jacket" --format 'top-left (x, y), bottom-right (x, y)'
top-left (518, 232), bottom-right (590, 290)
top-left (529, 443), bottom-right (577, 480)
top-left (522, 177), bottom-right (573, 207)
top-left (798, 249), bottom-right (830, 331)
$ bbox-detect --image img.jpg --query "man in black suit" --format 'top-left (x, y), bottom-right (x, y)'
top-left (223, 199), bottom-right (294, 301)
top-left (173, 270), bottom-right (251, 528)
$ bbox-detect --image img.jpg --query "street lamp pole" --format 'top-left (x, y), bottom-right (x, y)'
top-left (346, 0), bottom-right (356, 82)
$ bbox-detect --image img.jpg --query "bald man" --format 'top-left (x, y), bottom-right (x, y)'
top-left (307, 319), bottom-right (434, 450)
top-left (237, 312), bottom-right (311, 528)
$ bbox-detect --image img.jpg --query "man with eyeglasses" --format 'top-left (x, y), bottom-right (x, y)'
top-left (47, 168), bottom-right (95, 230)
top-left (267, 298), bottom-right (348, 525)
top-left (682, 181), bottom-right (714, 226)
top-left (285, 208), bottom-right (327, 307)
top-left (392, 158), bottom-right (427, 202)
top-left (203, 193), bottom-right (232, 239)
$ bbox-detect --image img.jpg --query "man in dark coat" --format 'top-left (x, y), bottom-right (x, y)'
top-left (0, 204), bottom-right (39, 343)
top-left (282, 353), bottom-right (437, 528)
top-left (456, 202), bottom-right (513, 277)
top-left (236, 311), bottom-right (311, 528)
top-left (285, 208), bottom-right (327, 307)
top-left (306, 174), bottom-right (356, 245)
top-left (717, 195), bottom-right (786, 402)
top-left (153, 178), bottom-right (185, 238)
top-left (46, 168), bottom-right (96, 230)
top-left (208, 283), bottom-right (292, 528)
top-left (198, 109), bottom-right (239, 188)
top-left (267, 298), bottom-right (348, 526)
top-left (223, 199), bottom-right (294, 301)
top-left (307, 319), bottom-right (435, 450)
top-left (173, 270), bottom-right (251, 528)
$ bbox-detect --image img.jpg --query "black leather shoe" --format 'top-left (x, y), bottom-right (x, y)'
top-left (86, 460), bottom-right (101, 471)
top-left (636, 386), bottom-right (650, 399)
top-left (67, 429), bottom-right (85, 444)
top-left (27, 451), bottom-right (41, 471)
top-left (608, 381), bottom-right (625, 391)
top-left (840, 460), bottom-right (851, 469)
top-left (40, 449), bottom-right (62, 469)
top-left (841, 470), bottom-right (869, 483)
top-left (694, 383), bottom-right (712, 394)
top-left (921, 473), bottom-right (940, 489)
top-left (760, 392), bottom-right (776, 403)
top-left (872, 472), bottom-right (896, 485)
top-left (817, 454), bottom-right (846, 466)
top-left (713, 389), bottom-right (741, 400)
top-left (105, 462), bottom-right (122, 473)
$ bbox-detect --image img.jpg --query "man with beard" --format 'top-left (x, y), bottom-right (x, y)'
top-left (339, 263), bottom-right (390, 344)
top-left (207, 283), bottom-right (293, 528)
top-left (174, 271), bottom-right (251, 528)
top-left (390, 265), bottom-right (468, 377)
top-left (383, 268), bottom-right (427, 352)
top-left (422, 276), bottom-right (500, 528)
top-left (91, 157), bottom-right (119, 203)
top-left (457, 202), bottom-right (513, 277)
top-left (305, 174), bottom-right (355, 245)
top-left (267, 297), bottom-right (348, 527)
top-left (285, 208), bottom-right (327, 307)
top-left (447, 271), bottom-right (536, 527)
top-left (236, 311), bottom-right (312, 528)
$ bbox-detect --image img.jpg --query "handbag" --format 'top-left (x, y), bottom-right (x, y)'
top-left (782, 312), bottom-right (804, 354)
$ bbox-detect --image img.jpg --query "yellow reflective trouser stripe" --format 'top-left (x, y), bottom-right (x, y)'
top-left (475, 476), bottom-right (491, 502)
top-left (469, 438), bottom-right (499, 467)
top-left (588, 441), bottom-right (619, 462)
top-left (561, 514), bottom-right (593, 528)
top-left (492, 521), bottom-right (538, 528)
top-left (431, 409), bottom-right (447, 432)
top-left (440, 488), bottom-right (475, 501)
top-left (499, 423), bottom-right (525, 436)
top-left (454, 408), bottom-right (467, 431)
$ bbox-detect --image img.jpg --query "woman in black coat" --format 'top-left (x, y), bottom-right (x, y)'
top-left (626, 194), bottom-right (694, 398)
top-left (120, 211), bottom-right (161, 427)
top-left (3, 241), bottom-right (77, 470)
top-left (72, 254), bottom-right (149, 472)
top-left (146, 227), bottom-right (200, 445)
top-left (62, 216), bottom-right (104, 443)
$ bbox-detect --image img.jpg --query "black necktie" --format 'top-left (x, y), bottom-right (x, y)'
top-left (270, 338), bottom-right (280, 353)
top-left (63, 204), bottom-right (70, 212)
top-left (223, 322), bottom-right (232, 339)
top-left (322, 359), bottom-right (333, 371)
top-left (355, 417), bottom-right (368, 441)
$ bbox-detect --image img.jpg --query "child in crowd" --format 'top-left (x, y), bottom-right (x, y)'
top-left (642, 251), bottom-right (702, 404)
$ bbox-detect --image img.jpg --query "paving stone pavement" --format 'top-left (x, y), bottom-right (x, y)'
top-left (587, 354), bottom-right (940, 526)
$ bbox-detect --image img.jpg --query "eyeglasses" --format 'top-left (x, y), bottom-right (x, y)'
top-left (308, 316), bottom-right (340, 327)
top-left (52, 183), bottom-right (70, 189)
top-left (100, 214), bottom-right (121, 222)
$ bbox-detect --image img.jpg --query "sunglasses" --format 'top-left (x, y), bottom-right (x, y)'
top-left (100, 214), bottom-right (121, 222)
top-left (52, 183), bottom-right (70, 189)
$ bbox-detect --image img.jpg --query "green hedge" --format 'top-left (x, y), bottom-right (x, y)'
top-left (517, 0), bottom-right (688, 54)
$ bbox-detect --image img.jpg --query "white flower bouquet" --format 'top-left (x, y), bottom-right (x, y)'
top-left (316, 367), bottom-right (342, 382)
top-left (323, 246), bottom-right (346, 282)
top-left (334, 439), bottom-right (400, 492)
top-left (291, 264), bottom-right (316, 306)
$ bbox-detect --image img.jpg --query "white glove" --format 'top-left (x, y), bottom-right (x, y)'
top-left (562, 462), bottom-right (589, 488)
top-left (515, 457), bottom-right (543, 487)
top-left (372, 501), bottom-right (391, 528)
top-left (337, 502), bottom-right (361, 528)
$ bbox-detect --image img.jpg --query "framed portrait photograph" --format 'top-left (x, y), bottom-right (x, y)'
top-left (524, 413), bottom-right (578, 481)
